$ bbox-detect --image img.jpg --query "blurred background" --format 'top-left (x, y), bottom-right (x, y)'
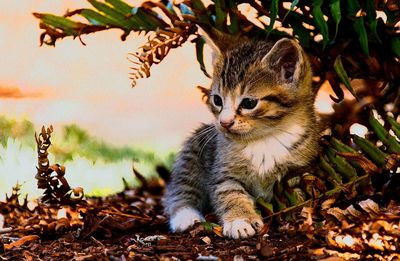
top-left (0, 0), bottom-right (213, 200)
top-left (0, 1), bottom-right (339, 201)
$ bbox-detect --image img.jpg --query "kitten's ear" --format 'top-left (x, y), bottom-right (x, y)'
top-left (262, 38), bottom-right (305, 84)
top-left (197, 85), bottom-right (210, 103)
top-left (198, 26), bottom-right (238, 56)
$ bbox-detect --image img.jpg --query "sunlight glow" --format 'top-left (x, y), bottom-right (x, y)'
top-left (57, 208), bottom-right (67, 219)
top-left (238, 4), bottom-right (265, 29)
top-left (342, 235), bottom-right (356, 247)
top-left (315, 81), bottom-right (335, 114)
top-left (350, 123), bottom-right (368, 138)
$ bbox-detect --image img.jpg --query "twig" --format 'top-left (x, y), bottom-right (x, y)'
top-left (80, 215), bottom-right (111, 240)
top-left (91, 236), bottom-right (105, 248)
top-left (265, 243), bottom-right (306, 260)
top-left (0, 227), bottom-right (12, 234)
top-left (100, 209), bottom-right (152, 221)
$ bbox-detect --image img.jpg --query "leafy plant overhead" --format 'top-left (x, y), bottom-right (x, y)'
top-left (34, 0), bottom-right (399, 102)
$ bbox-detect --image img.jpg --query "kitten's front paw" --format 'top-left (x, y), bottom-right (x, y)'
top-left (169, 207), bottom-right (205, 232)
top-left (223, 218), bottom-right (264, 239)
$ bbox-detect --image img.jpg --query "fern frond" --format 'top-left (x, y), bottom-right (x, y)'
top-left (128, 25), bottom-right (195, 87)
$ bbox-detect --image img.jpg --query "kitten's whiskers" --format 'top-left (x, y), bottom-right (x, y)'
top-left (191, 126), bottom-right (215, 144)
top-left (271, 134), bottom-right (290, 151)
top-left (198, 132), bottom-right (218, 158)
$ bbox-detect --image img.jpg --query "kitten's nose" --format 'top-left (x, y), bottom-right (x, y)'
top-left (220, 120), bottom-right (234, 129)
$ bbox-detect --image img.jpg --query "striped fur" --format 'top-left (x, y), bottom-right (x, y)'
top-left (164, 36), bottom-right (319, 239)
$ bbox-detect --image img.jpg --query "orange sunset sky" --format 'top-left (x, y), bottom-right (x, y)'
top-left (0, 1), bottom-right (213, 152)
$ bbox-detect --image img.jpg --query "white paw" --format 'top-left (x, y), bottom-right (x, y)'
top-left (223, 218), bottom-right (263, 239)
top-left (169, 207), bottom-right (205, 232)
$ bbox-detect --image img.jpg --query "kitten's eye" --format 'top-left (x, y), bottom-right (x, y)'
top-left (213, 95), bottom-right (223, 107)
top-left (240, 98), bottom-right (258, 109)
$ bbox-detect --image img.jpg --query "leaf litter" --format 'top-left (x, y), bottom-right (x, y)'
top-left (0, 125), bottom-right (399, 260)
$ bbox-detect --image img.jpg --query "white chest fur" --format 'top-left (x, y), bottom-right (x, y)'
top-left (243, 124), bottom-right (305, 176)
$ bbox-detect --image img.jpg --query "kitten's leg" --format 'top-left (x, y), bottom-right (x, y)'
top-left (164, 124), bottom-right (218, 232)
top-left (164, 156), bottom-right (206, 232)
top-left (213, 177), bottom-right (264, 239)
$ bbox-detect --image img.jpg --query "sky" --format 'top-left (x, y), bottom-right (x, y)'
top-left (0, 0), bottom-right (213, 152)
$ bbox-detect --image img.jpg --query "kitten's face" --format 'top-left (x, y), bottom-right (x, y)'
top-left (210, 79), bottom-right (294, 140)
top-left (203, 37), bottom-right (314, 142)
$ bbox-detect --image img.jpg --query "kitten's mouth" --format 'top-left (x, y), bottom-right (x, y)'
top-left (221, 128), bottom-right (269, 143)
top-left (216, 124), bottom-right (253, 140)
top-left (222, 129), bottom-right (250, 139)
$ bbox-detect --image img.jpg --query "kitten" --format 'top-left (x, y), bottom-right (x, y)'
top-left (164, 31), bottom-right (319, 239)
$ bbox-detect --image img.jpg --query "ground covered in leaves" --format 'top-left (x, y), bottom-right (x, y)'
top-left (1, 171), bottom-right (400, 261)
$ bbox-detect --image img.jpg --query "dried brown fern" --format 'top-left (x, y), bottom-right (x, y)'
top-left (128, 25), bottom-right (195, 87)
top-left (35, 126), bottom-right (84, 204)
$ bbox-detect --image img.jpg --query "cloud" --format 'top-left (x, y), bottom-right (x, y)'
top-left (0, 86), bottom-right (42, 99)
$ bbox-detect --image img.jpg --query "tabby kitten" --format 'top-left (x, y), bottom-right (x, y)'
top-left (164, 31), bottom-right (319, 239)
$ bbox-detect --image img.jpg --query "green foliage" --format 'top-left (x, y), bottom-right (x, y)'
top-left (368, 113), bottom-right (400, 153)
top-left (34, 0), bottom-right (399, 100)
top-left (311, 0), bottom-right (329, 48)
top-left (58, 124), bottom-right (157, 163)
top-left (265, 110), bottom-right (400, 215)
top-left (333, 56), bottom-right (358, 100)
top-left (0, 116), bottom-right (35, 148)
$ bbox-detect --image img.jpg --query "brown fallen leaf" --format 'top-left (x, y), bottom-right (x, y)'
top-left (358, 199), bottom-right (380, 217)
top-left (385, 153), bottom-right (400, 171)
top-left (4, 235), bottom-right (40, 250)
top-left (319, 257), bottom-right (345, 261)
top-left (201, 236), bottom-right (211, 244)
top-left (336, 152), bottom-right (379, 174)
top-left (321, 198), bottom-right (336, 210)
top-left (257, 240), bottom-right (277, 258)
top-left (213, 225), bottom-right (223, 237)
top-left (345, 205), bottom-right (363, 219)
top-left (22, 250), bottom-right (35, 261)
top-left (327, 207), bottom-right (348, 222)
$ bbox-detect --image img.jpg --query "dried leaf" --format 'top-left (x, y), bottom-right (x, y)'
top-left (4, 235), bottom-right (40, 250)
top-left (358, 199), bottom-right (380, 217)
top-left (327, 207), bottom-right (347, 221)
top-left (385, 153), bottom-right (400, 171)
top-left (335, 152), bottom-right (379, 174)
top-left (201, 236), bottom-right (211, 244)
top-left (321, 198), bottom-right (336, 210)
top-left (129, 26), bottom-right (195, 87)
top-left (213, 225), bottom-right (223, 237)
top-left (142, 235), bottom-right (167, 242)
top-left (300, 207), bottom-right (314, 227)
top-left (258, 240), bottom-right (277, 257)
top-left (345, 205), bottom-right (363, 219)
